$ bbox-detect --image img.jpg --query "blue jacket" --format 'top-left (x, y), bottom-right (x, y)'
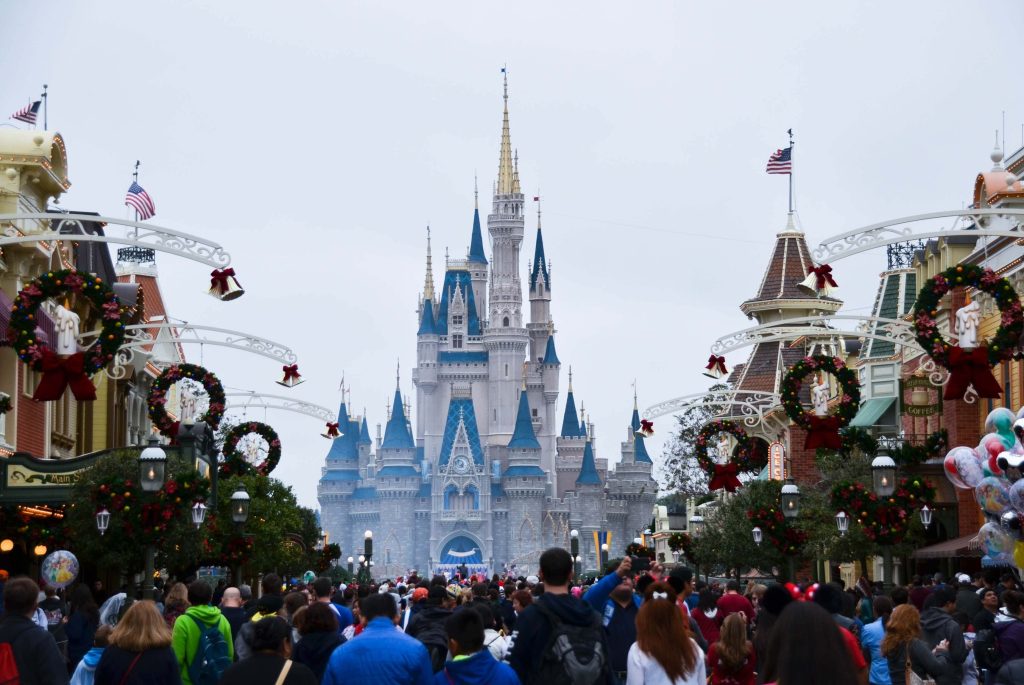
top-left (322, 617), bottom-right (433, 685)
top-left (860, 617), bottom-right (891, 685)
top-left (583, 571), bottom-right (641, 621)
top-left (434, 651), bottom-right (521, 685)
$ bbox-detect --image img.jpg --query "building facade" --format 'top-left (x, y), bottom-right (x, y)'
top-left (318, 79), bottom-right (657, 577)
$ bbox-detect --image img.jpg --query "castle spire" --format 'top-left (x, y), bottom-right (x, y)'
top-left (496, 68), bottom-right (515, 195)
top-left (529, 194), bottom-right (549, 292)
top-left (468, 180), bottom-right (487, 264)
top-left (423, 226), bottom-right (435, 300)
top-left (576, 438), bottom-right (602, 486)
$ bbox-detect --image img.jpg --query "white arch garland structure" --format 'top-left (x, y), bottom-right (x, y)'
top-left (0, 212), bottom-right (231, 268)
top-left (710, 314), bottom-right (923, 357)
top-left (812, 208), bottom-right (1024, 263)
top-left (223, 391), bottom-right (335, 424)
top-left (642, 389), bottom-right (784, 431)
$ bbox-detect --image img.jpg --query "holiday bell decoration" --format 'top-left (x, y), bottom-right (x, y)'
top-left (703, 355), bottom-right (728, 379)
top-left (635, 419), bottom-right (654, 438)
top-left (798, 263), bottom-right (839, 297)
top-left (208, 268), bottom-right (245, 301)
top-left (322, 422), bottom-right (342, 440)
top-left (276, 364), bottom-right (304, 388)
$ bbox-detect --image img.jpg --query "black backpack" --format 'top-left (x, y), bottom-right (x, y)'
top-left (974, 626), bottom-right (1004, 672)
top-left (413, 618), bottom-right (450, 673)
top-left (533, 602), bottom-right (607, 685)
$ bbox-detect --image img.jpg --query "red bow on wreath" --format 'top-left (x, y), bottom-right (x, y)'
top-left (804, 415), bottom-right (843, 450)
top-left (324, 422), bottom-right (341, 438)
top-left (33, 351), bottom-right (96, 402)
top-left (945, 346), bottom-right (1002, 400)
top-left (807, 264), bottom-right (838, 290)
top-left (210, 268), bottom-right (237, 291)
top-left (282, 364), bottom-right (301, 382)
top-left (708, 462), bottom-right (741, 492)
top-left (704, 355), bottom-right (728, 375)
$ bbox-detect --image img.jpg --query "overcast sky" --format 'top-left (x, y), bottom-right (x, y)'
top-left (4, 1), bottom-right (1024, 509)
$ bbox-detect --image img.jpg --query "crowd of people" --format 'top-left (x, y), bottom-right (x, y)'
top-left (1, 553), bottom-right (1023, 684)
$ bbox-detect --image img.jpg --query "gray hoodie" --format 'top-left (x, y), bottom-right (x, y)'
top-left (919, 607), bottom-right (967, 685)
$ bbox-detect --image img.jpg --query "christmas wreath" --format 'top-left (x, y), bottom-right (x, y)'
top-left (148, 364), bottom-right (226, 439)
top-left (830, 477), bottom-right (935, 546)
top-left (781, 355), bottom-right (861, 450)
top-left (9, 269), bottom-right (125, 401)
top-left (747, 505), bottom-right (807, 556)
top-left (913, 264), bottom-right (1023, 399)
top-left (695, 420), bottom-right (768, 492)
top-left (220, 421), bottom-right (282, 477)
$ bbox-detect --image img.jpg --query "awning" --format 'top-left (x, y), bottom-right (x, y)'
top-left (911, 533), bottom-right (981, 559)
top-left (849, 397), bottom-right (896, 428)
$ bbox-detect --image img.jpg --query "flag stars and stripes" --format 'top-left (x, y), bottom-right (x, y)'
top-left (125, 181), bottom-right (156, 220)
top-left (10, 101), bottom-right (40, 125)
top-left (766, 147), bottom-right (793, 175)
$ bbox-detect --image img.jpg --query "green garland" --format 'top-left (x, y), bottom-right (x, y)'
top-left (220, 421), bottom-right (282, 477)
top-left (9, 269), bottom-right (125, 374)
top-left (913, 264), bottom-right (1022, 367)
top-left (148, 364), bottom-right (226, 439)
top-left (92, 469), bottom-right (210, 543)
top-left (747, 505), bottom-right (807, 556)
top-left (830, 477), bottom-right (935, 546)
top-left (781, 355), bottom-right (861, 429)
top-left (694, 419), bottom-right (768, 475)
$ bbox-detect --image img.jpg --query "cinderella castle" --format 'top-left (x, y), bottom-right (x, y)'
top-left (318, 76), bottom-right (657, 578)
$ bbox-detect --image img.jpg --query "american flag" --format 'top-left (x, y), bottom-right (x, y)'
top-left (124, 181), bottom-right (156, 220)
top-left (10, 101), bottom-right (40, 125)
top-left (766, 146), bottom-right (793, 174)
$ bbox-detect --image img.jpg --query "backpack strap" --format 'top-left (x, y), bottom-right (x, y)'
top-left (273, 660), bottom-right (292, 685)
top-left (532, 601), bottom-right (562, 627)
top-left (119, 652), bottom-right (143, 685)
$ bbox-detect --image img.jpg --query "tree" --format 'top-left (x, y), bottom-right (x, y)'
top-left (659, 384), bottom-right (728, 495)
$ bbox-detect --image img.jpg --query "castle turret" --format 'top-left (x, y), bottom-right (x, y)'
top-left (555, 369), bottom-right (586, 498)
top-left (467, 183), bottom-right (489, 322)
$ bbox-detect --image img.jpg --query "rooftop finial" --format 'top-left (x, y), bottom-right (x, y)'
top-left (522, 362), bottom-right (528, 391)
top-left (513, 149), bottom-right (521, 194)
top-left (536, 190), bottom-right (542, 229)
top-left (339, 372), bottom-right (346, 396)
top-left (424, 226), bottom-right (435, 300)
top-left (497, 67), bottom-right (515, 195)
top-left (396, 358), bottom-right (401, 390)
top-left (632, 379), bottom-right (638, 410)
top-left (568, 365), bottom-right (573, 392)
top-left (474, 172), bottom-right (479, 210)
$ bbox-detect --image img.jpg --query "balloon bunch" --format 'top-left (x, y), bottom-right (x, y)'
top-left (944, 407), bottom-right (1024, 569)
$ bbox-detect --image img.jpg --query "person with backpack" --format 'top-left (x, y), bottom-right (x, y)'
top-left (433, 607), bottom-right (519, 685)
top-left (982, 589), bottom-right (1024, 682)
top-left (625, 582), bottom-right (704, 685)
top-left (919, 587), bottom-right (968, 685)
top-left (407, 585), bottom-right (455, 672)
top-left (94, 600), bottom-right (180, 685)
top-left (171, 580), bottom-right (233, 685)
top-left (322, 592), bottom-right (433, 685)
top-left (0, 576), bottom-right (69, 685)
top-left (506, 547), bottom-right (613, 685)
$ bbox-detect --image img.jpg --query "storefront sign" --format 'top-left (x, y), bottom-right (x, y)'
top-left (769, 441), bottom-right (786, 480)
top-left (901, 376), bottom-right (942, 417)
top-left (6, 464), bottom-right (88, 487)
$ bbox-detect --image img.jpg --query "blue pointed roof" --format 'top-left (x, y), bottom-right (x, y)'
top-left (325, 402), bottom-right (359, 461)
top-left (576, 440), bottom-right (602, 485)
top-left (418, 299), bottom-right (437, 335)
top-left (359, 416), bottom-right (372, 445)
top-left (579, 416), bottom-right (588, 438)
top-left (508, 391), bottom-right (541, 450)
top-left (381, 388), bottom-right (416, 450)
top-left (435, 270), bottom-right (481, 336)
top-left (438, 397), bottom-right (485, 466)
top-left (630, 407), bottom-right (642, 432)
top-left (560, 391), bottom-right (581, 438)
top-left (468, 208), bottom-right (487, 264)
top-left (543, 335), bottom-right (560, 365)
top-left (630, 406), bottom-right (652, 463)
top-left (529, 227), bottom-right (549, 290)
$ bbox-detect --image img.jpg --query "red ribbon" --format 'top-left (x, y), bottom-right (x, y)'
top-left (708, 462), bottom-right (741, 492)
top-left (704, 355), bottom-right (728, 375)
top-left (325, 422), bottom-right (340, 437)
top-left (33, 351), bottom-right (96, 402)
top-left (808, 264), bottom-right (839, 290)
top-left (945, 345), bottom-right (1002, 400)
top-left (282, 364), bottom-right (301, 382)
top-left (804, 415), bottom-right (843, 450)
top-left (210, 268), bottom-right (236, 292)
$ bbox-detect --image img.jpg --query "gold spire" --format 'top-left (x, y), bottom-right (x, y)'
top-left (512, 149), bottom-right (521, 194)
top-left (496, 68), bottom-right (515, 195)
top-left (423, 226), bottom-right (435, 300)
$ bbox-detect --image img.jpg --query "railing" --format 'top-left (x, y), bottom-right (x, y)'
top-left (438, 510), bottom-right (485, 521)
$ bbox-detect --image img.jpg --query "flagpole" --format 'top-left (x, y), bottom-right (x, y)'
top-left (41, 85), bottom-right (47, 130)
top-left (133, 160), bottom-right (140, 222)
top-left (787, 128), bottom-right (794, 214)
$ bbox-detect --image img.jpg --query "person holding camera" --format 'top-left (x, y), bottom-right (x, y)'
top-left (583, 556), bottom-right (643, 681)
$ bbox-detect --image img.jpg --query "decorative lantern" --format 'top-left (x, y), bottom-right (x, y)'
top-left (33, 545), bottom-right (47, 557)
top-left (191, 502), bottom-right (207, 529)
top-left (689, 515), bottom-right (705, 538)
top-left (364, 530), bottom-right (373, 558)
top-left (752, 526), bottom-right (763, 546)
top-left (0, 539), bottom-right (12, 552)
top-left (95, 508), bottom-right (111, 536)
top-left (835, 511), bottom-right (849, 536)
top-left (872, 455), bottom-right (897, 497)
top-left (231, 486), bottom-right (251, 524)
top-left (920, 505), bottom-right (933, 529)
top-left (570, 529), bottom-right (579, 559)
top-left (781, 480), bottom-right (801, 519)
top-left (139, 438), bottom-right (167, 492)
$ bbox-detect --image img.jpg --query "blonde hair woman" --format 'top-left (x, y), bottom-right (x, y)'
top-left (94, 600), bottom-right (181, 685)
top-left (162, 582), bottom-right (189, 628)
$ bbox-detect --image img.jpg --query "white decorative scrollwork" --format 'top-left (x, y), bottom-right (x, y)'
top-left (224, 391), bottom-right (334, 423)
top-left (0, 213), bottom-right (231, 268)
top-left (711, 314), bottom-right (922, 357)
top-left (643, 390), bottom-right (783, 430)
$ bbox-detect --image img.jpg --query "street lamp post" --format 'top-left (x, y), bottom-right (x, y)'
top-left (752, 526), bottom-right (763, 546)
top-left (230, 485), bottom-right (251, 584)
top-left (361, 531), bottom-right (373, 583)
top-left (871, 454), bottom-right (898, 591)
top-left (570, 530), bottom-right (580, 578)
top-left (689, 515), bottom-right (704, 580)
top-left (835, 511), bottom-right (849, 537)
top-left (600, 543), bottom-right (609, 572)
top-left (779, 480), bottom-right (801, 581)
top-left (138, 439), bottom-right (168, 600)
top-left (347, 556), bottom-right (354, 576)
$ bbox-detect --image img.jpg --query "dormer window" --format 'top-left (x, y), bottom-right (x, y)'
top-left (452, 334), bottom-right (464, 349)
top-left (452, 314), bottom-right (464, 326)
top-left (503, 316), bottom-right (510, 327)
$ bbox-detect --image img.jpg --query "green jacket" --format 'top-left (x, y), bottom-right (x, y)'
top-left (171, 604), bottom-right (234, 685)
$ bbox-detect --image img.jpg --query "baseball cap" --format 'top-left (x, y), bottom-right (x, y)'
top-left (526, 575), bottom-right (539, 585)
top-left (412, 587), bottom-right (429, 601)
top-left (956, 573), bottom-right (972, 585)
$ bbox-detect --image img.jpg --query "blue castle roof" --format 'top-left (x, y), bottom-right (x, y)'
top-left (351, 486), bottom-right (378, 500)
top-left (468, 208), bottom-right (487, 264)
top-left (377, 465), bottom-right (420, 478)
top-left (381, 388), bottom-right (415, 450)
top-left (325, 402), bottom-right (359, 461)
top-left (530, 227), bottom-right (549, 291)
top-left (359, 416), bottom-right (372, 445)
top-left (503, 465), bottom-right (546, 477)
top-left (543, 335), bottom-right (560, 365)
top-left (576, 439), bottom-right (602, 485)
top-left (438, 397), bottom-right (485, 466)
top-left (319, 469), bottom-right (361, 482)
top-left (631, 407), bottom-right (652, 463)
top-left (435, 270), bottom-right (481, 336)
top-left (418, 299), bottom-right (437, 335)
top-left (560, 390), bottom-right (581, 438)
top-left (508, 391), bottom-right (541, 450)
top-left (579, 417), bottom-right (588, 438)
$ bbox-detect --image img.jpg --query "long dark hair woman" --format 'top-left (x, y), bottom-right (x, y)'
top-left (626, 582), bottom-right (705, 685)
top-left (880, 604), bottom-right (949, 685)
top-left (760, 601), bottom-right (858, 685)
top-left (219, 616), bottom-right (319, 685)
top-left (708, 613), bottom-right (755, 685)
top-left (290, 603), bottom-right (341, 682)
top-left (66, 584), bottom-right (100, 672)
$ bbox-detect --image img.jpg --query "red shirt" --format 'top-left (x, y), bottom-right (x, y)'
top-left (707, 643), bottom-right (756, 685)
top-left (839, 626), bottom-right (867, 670)
top-left (693, 608), bottom-right (720, 645)
top-left (716, 593), bottom-right (755, 626)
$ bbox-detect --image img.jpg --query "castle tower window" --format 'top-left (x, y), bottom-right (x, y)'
top-left (452, 334), bottom-right (464, 349)
top-left (452, 314), bottom-right (463, 326)
top-left (503, 317), bottom-right (510, 327)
